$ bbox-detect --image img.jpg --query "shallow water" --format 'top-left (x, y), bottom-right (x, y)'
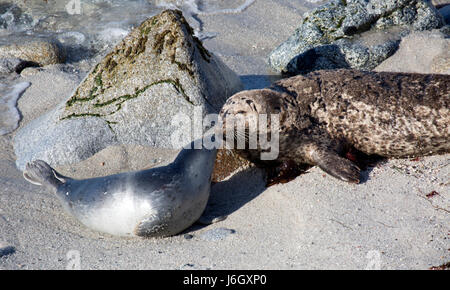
top-left (0, 0), bottom-right (259, 60)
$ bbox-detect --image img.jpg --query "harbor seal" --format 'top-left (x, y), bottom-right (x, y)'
top-left (219, 69), bottom-right (449, 183)
top-left (23, 142), bottom-right (217, 237)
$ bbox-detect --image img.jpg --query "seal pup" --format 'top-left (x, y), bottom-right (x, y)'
top-left (23, 141), bottom-right (217, 237)
top-left (219, 69), bottom-right (449, 183)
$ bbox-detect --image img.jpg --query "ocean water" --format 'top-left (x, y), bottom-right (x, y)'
top-left (0, 1), bottom-right (260, 52)
top-left (0, 81), bottom-right (30, 135)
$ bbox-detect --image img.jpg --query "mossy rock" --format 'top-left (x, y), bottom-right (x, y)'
top-left (14, 10), bottom-right (243, 170)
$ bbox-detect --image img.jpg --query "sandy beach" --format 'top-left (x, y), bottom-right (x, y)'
top-left (0, 0), bottom-right (449, 270)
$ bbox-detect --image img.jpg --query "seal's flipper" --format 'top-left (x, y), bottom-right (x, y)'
top-left (308, 148), bottom-right (361, 183)
top-left (23, 160), bottom-right (67, 191)
top-left (134, 214), bottom-right (170, 238)
top-left (23, 171), bottom-right (44, 186)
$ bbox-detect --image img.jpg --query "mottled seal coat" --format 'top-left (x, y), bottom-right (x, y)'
top-left (219, 69), bottom-right (449, 183)
top-left (23, 143), bottom-right (217, 237)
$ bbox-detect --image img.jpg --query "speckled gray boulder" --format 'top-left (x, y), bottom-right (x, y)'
top-left (13, 10), bottom-right (243, 171)
top-left (268, 0), bottom-right (445, 75)
top-left (0, 35), bottom-right (66, 66)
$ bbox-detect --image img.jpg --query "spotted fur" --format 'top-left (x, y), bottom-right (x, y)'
top-left (219, 69), bottom-right (449, 183)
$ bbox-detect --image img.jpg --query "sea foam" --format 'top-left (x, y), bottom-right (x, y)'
top-left (0, 82), bottom-right (31, 135)
top-left (156, 0), bottom-right (256, 39)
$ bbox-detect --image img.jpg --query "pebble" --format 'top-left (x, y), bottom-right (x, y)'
top-left (199, 228), bottom-right (236, 241)
top-left (183, 234), bottom-right (194, 240)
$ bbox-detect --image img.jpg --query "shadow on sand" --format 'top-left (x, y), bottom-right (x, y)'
top-left (186, 166), bottom-right (267, 233)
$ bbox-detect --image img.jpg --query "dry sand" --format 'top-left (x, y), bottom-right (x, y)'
top-left (0, 0), bottom-right (449, 269)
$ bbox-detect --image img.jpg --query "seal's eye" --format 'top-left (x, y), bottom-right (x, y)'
top-left (236, 110), bottom-right (246, 114)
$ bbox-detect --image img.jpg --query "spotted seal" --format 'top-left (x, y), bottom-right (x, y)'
top-left (219, 69), bottom-right (449, 183)
top-left (23, 142), bottom-right (217, 237)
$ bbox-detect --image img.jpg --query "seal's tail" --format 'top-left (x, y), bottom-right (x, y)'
top-left (23, 160), bottom-right (67, 190)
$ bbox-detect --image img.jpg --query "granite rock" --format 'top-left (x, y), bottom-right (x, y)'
top-left (13, 10), bottom-right (243, 171)
top-left (0, 35), bottom-right (66, 66)
top-left (0, 242), bottom-right (15, 257)
top-left (268, 0), bottom-right (445, 75)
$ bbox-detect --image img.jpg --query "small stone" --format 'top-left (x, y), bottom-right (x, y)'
top-left (180, 263), bottom-right (195, 269)
top-left (199, 228), bottom-right (236, 241)
top-left (19, 66), bottom-right (43, 76)
top-left (184, 234), bottom-right (194, 240)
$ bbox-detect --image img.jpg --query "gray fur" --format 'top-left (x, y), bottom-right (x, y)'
top-left (23, 143), bottom-right (217, 237)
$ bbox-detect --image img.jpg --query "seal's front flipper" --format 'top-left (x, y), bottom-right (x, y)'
top-left (135, 213), bottom-right (174, 238)
top-left (23, 160), bottom-right (67, 191)
top-left (308, 148), bottom-right (361, 183)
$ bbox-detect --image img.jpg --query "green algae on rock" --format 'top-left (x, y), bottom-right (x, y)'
top-left (61, 9), bottom-right (241, 123)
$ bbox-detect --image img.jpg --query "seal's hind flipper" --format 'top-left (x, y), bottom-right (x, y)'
top-left (24, 160), bottom-right (67, 191)
top-left (308, 148), bottom-right (361, 183)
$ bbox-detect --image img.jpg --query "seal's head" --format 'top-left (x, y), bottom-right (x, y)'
top-left (218, 89), bottom-right (305, 148)
top-left (218, 89), bottom-right (278, 148)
